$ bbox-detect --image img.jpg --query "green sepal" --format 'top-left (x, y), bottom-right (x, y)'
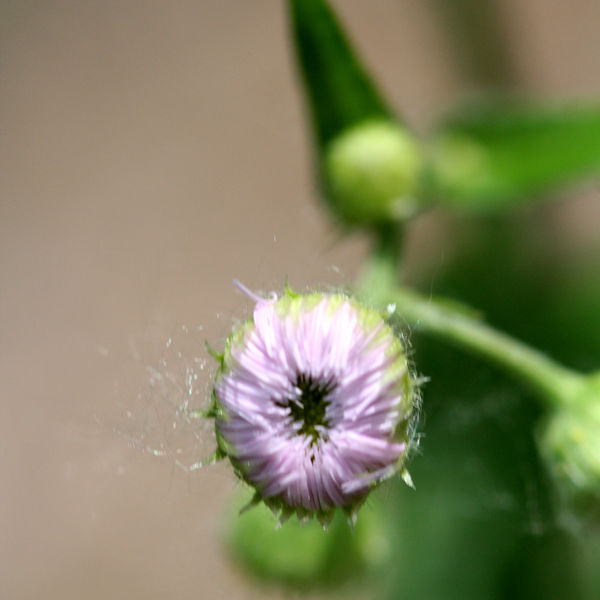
top-left (284, 278), bottom-right (301, 299)
top-left (195, 405), bottom-right (217, 420)
top-left (239, 491), bottom-right (262, 515)
top-left (316, 509), bottom-right (335, 531)
top-left (201, 446), bottom-right (227, 465)
top-left (276, 506), bottom-right (296, 530)
top-left (205, 340), bottom-right (224, 366)
top-left (190, 389), bottom-right (220, 420)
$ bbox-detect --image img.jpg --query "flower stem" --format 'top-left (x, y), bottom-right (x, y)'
top-left (356, 246), bottom-right (584, 408)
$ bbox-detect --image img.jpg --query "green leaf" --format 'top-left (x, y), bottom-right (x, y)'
top-left (288, 0), bottom-right (391, 148)
top-left (383, 218), bottom-right (597, 599)
top-left (427, 102), bottom-right (600, 210)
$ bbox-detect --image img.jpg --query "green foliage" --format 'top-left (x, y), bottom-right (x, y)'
top-left (383, 219), bottom-right (598, 599)
top-left (289, 0), bottom-right (600, 219)
top-left (230, 1), bottom-right (600, 598)
top-left (226, 489), bottom-right (390, 591)
top-left (428, 103), bottom-right (600, 210)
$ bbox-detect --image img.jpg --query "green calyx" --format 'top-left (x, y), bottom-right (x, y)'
top-left (324, 120), bottom-right (424, 225)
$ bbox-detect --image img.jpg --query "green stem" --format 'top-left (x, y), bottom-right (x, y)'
top-left (356, 247), bottom-right (584, 408)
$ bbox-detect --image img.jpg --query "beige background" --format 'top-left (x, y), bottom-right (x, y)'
top-left (2, 2), bottom-right (600, 599)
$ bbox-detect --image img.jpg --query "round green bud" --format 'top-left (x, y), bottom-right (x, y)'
top-left (324, 119), bottom-right (423, 225)
top-left (538, 373), bottom-right (600, 509)
top-left (226, 489), bottom-right (390, 590)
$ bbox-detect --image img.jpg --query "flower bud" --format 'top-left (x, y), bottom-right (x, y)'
top-left (324, 120), bottom-right (423, 225)
top-left (212, 286), bottom-right (417, 527)
top-left (538, 373), bottom-right (600, 505)
top-left (227, 488), bottom-right (390, 589)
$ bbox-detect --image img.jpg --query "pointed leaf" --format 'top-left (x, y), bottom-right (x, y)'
top-left (288, 0), bottom-right (391, 148)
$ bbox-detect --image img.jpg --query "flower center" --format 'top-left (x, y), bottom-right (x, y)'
top-left (288, 373), bottom-right (335, 442)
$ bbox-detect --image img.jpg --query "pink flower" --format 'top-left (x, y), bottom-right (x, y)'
top-left (213, 287), bottom-right (416, 527)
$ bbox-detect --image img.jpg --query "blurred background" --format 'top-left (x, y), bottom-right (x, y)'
top-left (2, 1), bottom-right (600, 599)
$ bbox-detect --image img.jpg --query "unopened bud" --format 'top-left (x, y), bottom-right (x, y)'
top-left (324, 120), bottom-right (423, 225)
top-left (538, 373), bottom-right (600, 507)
